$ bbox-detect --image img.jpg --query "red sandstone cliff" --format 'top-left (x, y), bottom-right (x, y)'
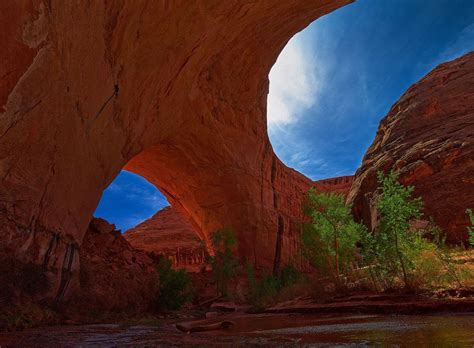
top-left (4, 0), bottom-right (472, 307)
top-left (348, 52), bottom-right (474, 244)
top-left (125, 207), bottom-right (206, 272)
top-left (0, 1), bottom-right (353, 299)
top-left (314, 176), bottom-right (353, 196)
top-left (123, 176), bottom-right (354, 273)
top-left (70, 218), bottom-right (157, 313)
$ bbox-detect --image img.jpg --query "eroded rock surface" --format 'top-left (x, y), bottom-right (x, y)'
top-left (0, 0), bottom-right (352, 298)
top-left (348, 52), bottom-right (474, 244)
top-left (123, 176), bottom-right (353, 273)
top-left (69, 218), bottom-right (157, 313)
top-left (125, 207), bottom-right (206, 272)
top-left (314, 176), bottom-right (353, 196)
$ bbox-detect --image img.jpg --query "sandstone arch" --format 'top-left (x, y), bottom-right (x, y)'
top-left (0, 1), bottom-right (353, 296)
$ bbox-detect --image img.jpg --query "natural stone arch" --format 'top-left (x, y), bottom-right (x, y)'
top-left (0, 1), bottom-right (353, 296)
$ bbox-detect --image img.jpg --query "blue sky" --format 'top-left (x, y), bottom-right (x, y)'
top-left (94, 171), bottom-right (169, 231)
top-left (95, 0), bottom-right (474, 231)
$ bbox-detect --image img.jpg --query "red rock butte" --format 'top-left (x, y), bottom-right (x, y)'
top-left (0, 1), bottom-right (353, 298)
top-left (125, 206), bottom-right (207, 272)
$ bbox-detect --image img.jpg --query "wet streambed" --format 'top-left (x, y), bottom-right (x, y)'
top-left (0, 313), bottom-right (473, 346)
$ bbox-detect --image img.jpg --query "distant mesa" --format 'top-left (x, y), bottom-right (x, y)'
top-left (125, 207), bottom-right (207, 273)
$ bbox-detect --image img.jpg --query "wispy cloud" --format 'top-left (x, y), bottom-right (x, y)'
top-left (267, 34), bottom-right (322, 126)
top-left (267, 30), bottom-right (332, 178)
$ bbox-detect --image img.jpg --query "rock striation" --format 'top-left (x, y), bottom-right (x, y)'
top-left (125, 207), bottom-right (206, 272)
top-left (348, 52), bottom-right (474, 244)
top-left (314, 176), bottom-right (353, 196)
top-left (0, 0), bottom-right (353, 299)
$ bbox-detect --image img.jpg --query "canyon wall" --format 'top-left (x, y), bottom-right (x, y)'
top-left (125, 207), bottom-right (206, 272)
top-left (70, 218), bottom-right (157, 313)
top-left (348, 52), bottom-right (474, 244)
top-left (314, 176), bottom-right (353, 196)
top-left (124, 176), bottom-right (354, 272)
top-left (0, 0), bottom-right (352, 298)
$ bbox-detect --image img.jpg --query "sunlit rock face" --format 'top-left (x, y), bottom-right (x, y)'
top-left (348, 52), bottom-right (474, 244)
top-left (124, 207), bottom-right (206, 273)
top-left (0, 0), bottom-right (352, 298)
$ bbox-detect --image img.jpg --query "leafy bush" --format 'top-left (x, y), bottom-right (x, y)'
top-left (359, 171), bottom-right (427, 289)
top-left (299, 172), bottom-right (472, 293)
top-left (206, 228), bottom-right (240, 297)
top-left (467, 209), bottom-right (474, 247)
top-left (246, 262), bottom-right (300, 309)
top-left (301, 188), bottom-right (367, 286)
top-left (421, 222), bottom-right (465, 288)
top-left (278, 263), bottom-right (300, 288)
top-left (155, 258), bottom-right (193, 311)
top-left (359, 171), bottom-right (471, 291)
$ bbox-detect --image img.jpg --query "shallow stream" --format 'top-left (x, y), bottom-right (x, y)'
top-left (1, 313), bottom-right (473, 346)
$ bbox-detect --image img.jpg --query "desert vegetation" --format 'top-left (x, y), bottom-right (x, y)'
top-left (154, 258), bottom-right (194, 311)
top-left (301, 171), bottom-right (473, 295)
top-left (301, 187), bottom-right (367, 288)
top-left (467, 208), bottom-right (474, 247)
top-left (245, 262), bottom-right (300, 309)
top-left (197, 173), bottom-right (473, 310)
top-left (206, 228), bottom-right (240, 297)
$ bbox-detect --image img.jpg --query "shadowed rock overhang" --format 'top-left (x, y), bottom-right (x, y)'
top-left (0, 0), bottom-right (353, 299)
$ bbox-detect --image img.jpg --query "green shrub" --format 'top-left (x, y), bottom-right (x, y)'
top-left (301, 188), bottom-right (367, 286)
top-left (359, 171), bottom-right (426, 289)
top-left (155, 258), bottom-right (193, 311)
top-left (278, 263), bottom-right (300, 288)
top-left (425, 222), bottom-right (465, 287)
top-left (246, 262), bottom-right (300, 309)
top-left (359, 171), bottom-right (469, 291)
top-left (298, 172), bottom-right (471, 293)
top-left (206, 228), bottom-right (239, 297)
top-left (467, 209), bottom-right (474, 247)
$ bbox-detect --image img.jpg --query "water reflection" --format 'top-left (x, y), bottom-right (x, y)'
top-left (241, 313), bottom-right (474, 346)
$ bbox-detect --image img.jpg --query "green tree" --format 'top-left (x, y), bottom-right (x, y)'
top-left (368, 171), bottom-right (424, 289)
top-left (301, 188), bottom-right (366, 286)
top-left (467, 209), bottom-right (474, 247)
top-left (155, 258), bottom-right (193, 310)
top-left (207, 228), bottom-right (239, 297)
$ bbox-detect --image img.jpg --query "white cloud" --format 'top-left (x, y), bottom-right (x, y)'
top-left (267, 34), bottom-right (321, 126)
top-left (267, 31), bottom-right (331, 178)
